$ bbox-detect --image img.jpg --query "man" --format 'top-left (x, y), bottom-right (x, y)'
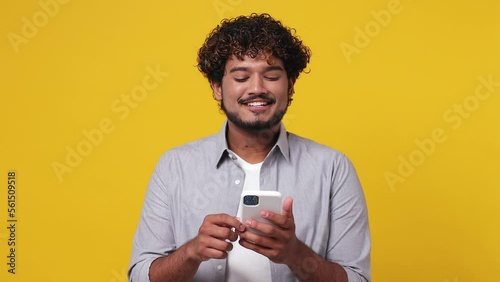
top-left (129, 13), bottom-right (370, 282)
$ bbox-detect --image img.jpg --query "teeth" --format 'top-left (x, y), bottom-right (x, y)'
top-left (247, 101), bottom-right (268, 106)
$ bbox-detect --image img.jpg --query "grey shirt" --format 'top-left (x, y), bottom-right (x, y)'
top-left (128, 123), bottom-right (371, 282)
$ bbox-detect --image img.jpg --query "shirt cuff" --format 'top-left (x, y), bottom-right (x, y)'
top-left (345, 267), bottom-right (369, 282)
top-left (130, 257), bottom-right (156, 282)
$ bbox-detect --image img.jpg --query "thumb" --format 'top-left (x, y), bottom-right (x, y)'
top-left (282, 197), bottom-right (294, 219)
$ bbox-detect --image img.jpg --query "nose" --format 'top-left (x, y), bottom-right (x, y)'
top-left (249, 75), bottom-right (266, 95)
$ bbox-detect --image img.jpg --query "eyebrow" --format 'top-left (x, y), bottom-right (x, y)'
top-left (229, 65), bottom-right (285, 73)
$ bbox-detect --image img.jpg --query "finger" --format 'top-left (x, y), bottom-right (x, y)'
top-left (239, 237), bottom-right (263, 251)
top-left (239, 228), bottom-right (276, 248)
top-left (258, 211), bottom-right (290, 229)
top-left (281, 197), bottom-right (294, 219)
top-left (244, 218), bottom-right (282, 237)
top-left (206, 214), bottom-right (246, 232)
top-left (201, 247), bottom-right (229, 260)
top-left (258, 197), bottom-right (294, 228)
top-left (226, 230), bottom-right (238, 242)
top-left (238, 237), bottom-right (276, 258)
top-left (194, 236), bottom-right (233, 261)
top-left (202, 237), bottom-right (234, 255)
top-left (199, 223), bottom-right (238, 241)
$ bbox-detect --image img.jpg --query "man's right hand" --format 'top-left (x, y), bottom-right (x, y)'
top-left (187, 214), bottom-right (245, 262)
top-left (150, 214), bottom-right (245, 282)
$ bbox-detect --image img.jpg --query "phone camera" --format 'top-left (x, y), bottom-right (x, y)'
top-left (243, 195), bottom-right (259, 206)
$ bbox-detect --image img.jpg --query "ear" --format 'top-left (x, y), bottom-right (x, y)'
top-left (210, 81), bottom-right (223, 101)
top-left (288, 78), bottom-right (296, 97)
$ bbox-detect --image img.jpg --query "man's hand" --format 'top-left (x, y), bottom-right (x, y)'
top-left (236, 197), bottom-right (348, 282)
top-left (187, 213), bottom-right (246, 263)
top-left (150, 214), bottom-right (245, 282)
top-left (237, 197), bottom-right (299, 265)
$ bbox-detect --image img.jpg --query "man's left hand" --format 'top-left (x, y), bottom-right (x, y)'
top-left (237, 196), bottom-right (301, 265)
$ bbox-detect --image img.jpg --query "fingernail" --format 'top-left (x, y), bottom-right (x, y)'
top-left (261, 211), bottom-right (268, 218)
top-left (245, 220), bottom-right (252, 227)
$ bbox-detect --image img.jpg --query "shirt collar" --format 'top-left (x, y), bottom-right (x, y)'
top-left (214, 121), bottom-right (290, 168)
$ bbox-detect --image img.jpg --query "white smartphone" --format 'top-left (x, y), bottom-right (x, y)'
top-left (240, 191), bottom-right (283, 236)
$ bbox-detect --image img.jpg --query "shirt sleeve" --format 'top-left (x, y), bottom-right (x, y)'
top-left (128, 153), bottom-right (177, 282)
top-left (328, 154), bottom-right (371, 282)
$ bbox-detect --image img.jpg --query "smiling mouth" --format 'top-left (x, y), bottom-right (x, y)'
top-left (246, 101), bottom-right (271, 107)
top-left (238, 95), bottom-right (275, 107)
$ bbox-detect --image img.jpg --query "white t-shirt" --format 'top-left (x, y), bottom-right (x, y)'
top-left (226, 152), bottom-right (272, 282)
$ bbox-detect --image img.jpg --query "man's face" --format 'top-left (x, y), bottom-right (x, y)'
top-left (211, 54), bottom-right (294, 131)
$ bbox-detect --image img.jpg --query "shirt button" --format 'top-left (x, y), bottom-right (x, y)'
top-left (234, 179), bottom-right (241, 185)
top-left (217, 265), bottom-right (223, 271)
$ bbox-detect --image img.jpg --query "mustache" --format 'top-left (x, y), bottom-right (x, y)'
top-left (237, 95), bottom-right (276, 104)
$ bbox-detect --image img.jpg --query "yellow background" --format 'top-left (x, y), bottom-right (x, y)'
top-left (1, 0), bottom-right (499, 281)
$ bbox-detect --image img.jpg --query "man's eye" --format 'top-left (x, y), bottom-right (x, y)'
top-left (234, 77), bottom-right (249, 82)
top-left (265, 76), bottom-right (280, 81)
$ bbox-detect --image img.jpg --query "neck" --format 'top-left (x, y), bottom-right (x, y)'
top-left (226, 122), bottom-right (281, 164)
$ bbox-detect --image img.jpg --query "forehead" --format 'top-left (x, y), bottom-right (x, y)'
top-left (225, 54), bottom-right (285, 70)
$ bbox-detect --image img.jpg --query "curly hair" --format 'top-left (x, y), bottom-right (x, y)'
top-left (197, 13), bottom-right (311, 84)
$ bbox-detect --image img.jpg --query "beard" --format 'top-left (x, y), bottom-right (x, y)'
top-left (220, 93), bottom-right (289, 131)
